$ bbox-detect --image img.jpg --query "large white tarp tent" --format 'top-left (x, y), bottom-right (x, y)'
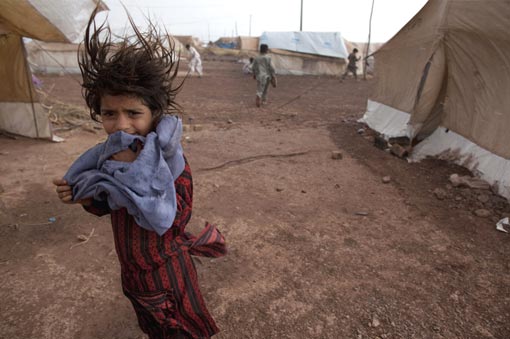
top-left (361, 0), bottom-right (510, 200)
top-left (0, 0), bottom-right (106, 139)
top-left (259, 32), bottom-right (348, 76)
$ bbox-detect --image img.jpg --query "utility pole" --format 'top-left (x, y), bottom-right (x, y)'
top-left (300, 0), bottom-right (303, 31)
top-left (364, 0), bottom-right (375, 80)
top-left (249, 14), bottom-right (252, 36)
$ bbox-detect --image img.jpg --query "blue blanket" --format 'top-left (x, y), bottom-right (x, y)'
top-left (64, 116), bottom-right (185, 235)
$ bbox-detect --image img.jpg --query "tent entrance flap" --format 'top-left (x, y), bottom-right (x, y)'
top-left (409, 43), bottom-right (447, 139)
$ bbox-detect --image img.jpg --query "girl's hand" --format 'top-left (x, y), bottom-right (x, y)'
top-left (52, 178), bottom-right (92, 206)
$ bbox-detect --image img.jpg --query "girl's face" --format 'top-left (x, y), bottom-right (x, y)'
top-left (100, 94), bottom-right (153, 136)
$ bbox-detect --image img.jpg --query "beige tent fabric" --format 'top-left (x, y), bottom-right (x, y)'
top-left (0, 0), bottom-right (106, 139)
top-left (270, 48), bottom-right (345, 76)
top-left (239, 36), bottom-right (259, 51)
top-left (0, 0), bottom-right (68, 42)
top-left (369, 0), bottom-right (510, 159)
top-left (0, 34), bottom-right (34, 102)
top-left (442, 1), bottom-right (510, 159)
top-left (370, 0), bottom-right (447, 116)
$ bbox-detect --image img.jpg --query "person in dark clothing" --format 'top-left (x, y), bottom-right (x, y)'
top-left (341, 48), bottom-right (361, 81)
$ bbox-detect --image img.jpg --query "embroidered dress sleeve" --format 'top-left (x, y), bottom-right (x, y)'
top-left (172, 159), bottom-right (193, 233)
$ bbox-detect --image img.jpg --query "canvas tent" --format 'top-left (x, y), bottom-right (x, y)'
top-left (361, 0), bottom-right (510, 200)
top-left (26, 41), bottom-right (81, 75)
top-left (0, 0), bottom-right (106, 139)
top-left (259, 32), bottom-right (348, 76)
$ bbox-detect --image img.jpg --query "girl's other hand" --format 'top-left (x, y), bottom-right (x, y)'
top-left (52, 178), bottom-right (92, 206)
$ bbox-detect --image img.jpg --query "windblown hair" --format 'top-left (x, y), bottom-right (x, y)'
top-left (79, 8), bottom-right (183, 124)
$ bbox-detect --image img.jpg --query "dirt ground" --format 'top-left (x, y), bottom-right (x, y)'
top-left (1, 59), bottom-right (509, 339)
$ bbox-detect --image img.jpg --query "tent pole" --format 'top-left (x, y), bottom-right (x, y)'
top-left (364, 0), bottom-right (375, 80)
top-left (20, 37), bottom-right (40, 138)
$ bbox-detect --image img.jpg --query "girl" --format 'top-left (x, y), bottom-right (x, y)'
top-left (53, 10), bottom-right (225, 339)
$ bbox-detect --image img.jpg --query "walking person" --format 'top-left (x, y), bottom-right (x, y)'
top-left (252, 44), bottom-right (276, 107)
top-left (341, 48), bottom-right (361, 81)
top-left (185, 43), bottom-right (203, 77)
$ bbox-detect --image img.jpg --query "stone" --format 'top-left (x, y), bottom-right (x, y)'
top-left (449, 173), bottom-right (490, 190)
top-left (474, 209), bottom-right (491, 218)
top-left (433, 188), bottom-right (448, 200)
top-left (331, 151), bottom-right (343, 160)
top-left (371, 316), bottom-right (381, 328)
top-left (390, 143), bottom-right (408, 158)
top-left (364, 135), bottom-right (375, 143)
top-left (193, 124), bottom-right (204, 131)
top-left (382, 176), bottom-right (391, 184)
top-left (477, 194), bottom-right (490, 203)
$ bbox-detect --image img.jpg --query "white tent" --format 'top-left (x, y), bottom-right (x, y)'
top-left (259, 32), bottom-right (348, 76)
top-left (361, 0), bottom-right (510, 200)
top-left (0, 0), bottom-right (106, 139)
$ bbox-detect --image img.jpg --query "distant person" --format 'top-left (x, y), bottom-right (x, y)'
top-left (252, 44), bottom-right (276, 107)
top-left (341, 48), bottom-right (361, 81)
top-left (243, 57), bottom-right (254, 74)
top-left (185, 43), bottom-right (203, 77)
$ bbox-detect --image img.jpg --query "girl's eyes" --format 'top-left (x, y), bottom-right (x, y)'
top-left (100, 111), bottom-right (142, 117)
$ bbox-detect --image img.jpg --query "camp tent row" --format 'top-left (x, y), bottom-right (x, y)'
top-left (211, 32), bottom-right (378, 77)
top-left (362, 0), bottom-right (510, 200)
top-left (0, 0), bottom-right (106, 139)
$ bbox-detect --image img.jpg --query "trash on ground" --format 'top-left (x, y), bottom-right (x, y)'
top-left (496, 217), bottom-right (509, 233)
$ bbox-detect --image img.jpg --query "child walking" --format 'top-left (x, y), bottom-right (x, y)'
top-left (341, 48), bottom-right (361, 81)
top-left (252, 44), bottom-right (276, 107)
top-left (53, 10), bottom-right (226, 339)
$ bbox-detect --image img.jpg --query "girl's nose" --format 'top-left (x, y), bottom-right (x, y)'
top-left (115, 113), bottom-right (130, 132)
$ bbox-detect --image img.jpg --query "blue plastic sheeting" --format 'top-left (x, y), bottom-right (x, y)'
top-left (215, 42), bottom-right (237, 49)
top-left (259, 32), bottom-right (348, 58)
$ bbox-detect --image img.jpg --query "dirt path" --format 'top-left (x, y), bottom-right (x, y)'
top-left (0, 60), bottom-right (509, 339)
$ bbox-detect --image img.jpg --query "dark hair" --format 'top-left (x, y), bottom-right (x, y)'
top-left (260, 44), bottom-right (269, 53)
top-left (79, 8), bottom-right (183, 124)
top-left (185, 44), bottom-right (190, 49)
top-left (353, 48), bottom-right (359, 53)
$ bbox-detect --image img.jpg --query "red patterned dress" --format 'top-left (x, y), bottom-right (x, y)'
top-left (85, 158), bottom-right (226, 339)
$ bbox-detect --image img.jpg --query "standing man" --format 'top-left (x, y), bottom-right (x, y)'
top-left (252, 44), bottom-right (276, 107)
top-left (185, 43), bottom-right (203, 77)
top-left (341, 48), bottom-right (361, 81)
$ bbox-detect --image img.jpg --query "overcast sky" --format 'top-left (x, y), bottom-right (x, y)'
top-left (100, 0), bottom-right (428, 43)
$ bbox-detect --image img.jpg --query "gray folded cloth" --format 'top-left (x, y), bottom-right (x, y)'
top-left (64, 116), bottom-right (185, 235)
